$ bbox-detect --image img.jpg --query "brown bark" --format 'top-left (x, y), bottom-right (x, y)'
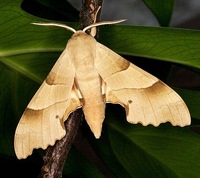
top-left (39, 1), bottom-right (103, 177)
top-left (79, 0), bottom-right (103, 30)
top-left (39, 110), bottom-right (83, 178)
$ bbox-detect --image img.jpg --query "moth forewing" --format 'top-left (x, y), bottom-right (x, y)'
top-left (14, 44), bottom-right (81, 159)
top-left (95, 42), bottom-right (191, 127)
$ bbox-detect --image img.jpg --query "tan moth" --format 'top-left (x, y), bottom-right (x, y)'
top-left (14, 20), bottom-right (191, 159)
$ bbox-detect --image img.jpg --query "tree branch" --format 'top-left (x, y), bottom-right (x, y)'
top-left (39, 109), bottom-right (83, 178)
top-left (39, 0), bottom-right (103, 177)
top-left (79, 0), bottom-right (103, 30)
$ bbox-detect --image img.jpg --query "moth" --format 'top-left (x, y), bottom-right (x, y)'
top-left (14, 20), bottom-right (191, 159)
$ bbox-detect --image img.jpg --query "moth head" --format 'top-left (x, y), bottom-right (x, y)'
top-left (32, 19), bottom-right (126, 37)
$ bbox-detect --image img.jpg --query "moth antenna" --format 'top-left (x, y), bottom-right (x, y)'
top-left (32, 23), bottom-right (76, 33)
top-left (90, 6), bottom-right (101, 37)
top-left (94, 6), bottom-right (101, 23)
top-left (83, 19), bottom-right (126, 32)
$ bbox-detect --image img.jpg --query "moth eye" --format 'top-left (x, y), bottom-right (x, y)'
top-left (128, 100), bottom-right (133, 104)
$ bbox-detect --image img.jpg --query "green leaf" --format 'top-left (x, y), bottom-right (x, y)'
top-left (176, 88), bottom-right (200, 120)
top-left (0, 0), bottom-right (76, 82)
top-left (91, 115), bottom-right (200, 177)
top-left (21, 0), bottom-right (79, 21)
top-left (0, 65), bottom-right (39, 156)
top-left (99, 25), bottom-right (200, 70)
top-left (143, 0), bottom-right (175, 26)
top-left (63, 147), bottom-right (105, 178)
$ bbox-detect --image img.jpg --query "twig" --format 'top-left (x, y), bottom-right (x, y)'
top-left (39, 110), bottom-right (83, 178)
top-left (39, 0), bottom-right (103, 177)
top-left (79, 0), bottom-right (103, 35)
